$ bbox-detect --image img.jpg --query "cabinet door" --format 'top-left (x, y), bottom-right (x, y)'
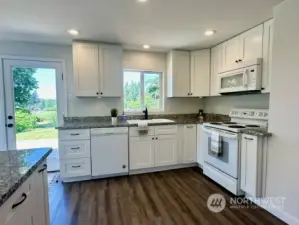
top-left (73, 43), bottom-right (100, 97)
top-left (239, 24), bottom-right (263, 65)
top-left (223, 36), bottom-right (240, 71)
top-left (190, 50), bottom-right (211, 97)
top-left (168, 50), bottom-right (191, 97)
top-left (34, 163), bottom-right (50, 225)
top-left (262, 19), bottom-right (274, 93)
top-left (241, 135), bottom-right (259, 197)
top-left (129, 136), bottom-right (155, 170)
top-left (183, 124), bottom-right (197, 163)
top-left (100, 45), bottom-right (123, 97)
top-left (155, 135), bottom-right (178, 167)
top-left (210, 44), bottom-right (223, 96)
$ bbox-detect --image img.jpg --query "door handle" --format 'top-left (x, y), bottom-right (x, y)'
top-left (38, 164), bottom-right (48, 173)
top-left (7, 115), bottom-right (13, 120)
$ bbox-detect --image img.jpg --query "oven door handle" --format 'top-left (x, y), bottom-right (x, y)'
top-left (203, 126), bottom-right (239, 139)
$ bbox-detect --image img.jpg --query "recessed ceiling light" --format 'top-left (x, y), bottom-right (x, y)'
top-left (67, 29), bottom-right (80, 36)
top-left (205, 30), bottom-right (216, 36)
top-left (143, 45), bottom-right (150, 49)
top-left (138, 0), bottom-right (148, 2)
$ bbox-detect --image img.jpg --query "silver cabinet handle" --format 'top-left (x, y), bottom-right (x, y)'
top-left (186, 125), bottom-right (194, 128)
top-left (71, 147), bottom-right (80, 150)
top-left (244, 137), bottom-right (254, 141)
top-left (72, 165), bottom-right (81, 168)
top-left (70, 133), bottom-right (80, 136)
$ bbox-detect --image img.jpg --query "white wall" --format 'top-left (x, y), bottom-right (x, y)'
top-left (266, 0), bottom-right (299, 224)
top-left (0, 42), bottom-right (203, 116)
top-left (203, 94), bottom-right (270, 115)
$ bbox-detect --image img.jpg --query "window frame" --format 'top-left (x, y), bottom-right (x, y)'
top-left (123, 69), bottom-right (163, 113)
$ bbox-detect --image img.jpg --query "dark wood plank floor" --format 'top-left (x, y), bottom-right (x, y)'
top-left (49, 168), bottom-right (286, 225)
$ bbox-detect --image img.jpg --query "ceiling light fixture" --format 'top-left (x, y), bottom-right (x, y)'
top-left (67, 29), bottom-right (80, 36)
top-left (143, 45), bottom-right (150, 49)
top-left (205, 30), bottom-right (216, 36)
top-left (138, 0), bottom-right (148, 2)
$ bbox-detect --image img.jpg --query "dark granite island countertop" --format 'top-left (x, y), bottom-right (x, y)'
top-left (0, 148), bottom-right (52, 207)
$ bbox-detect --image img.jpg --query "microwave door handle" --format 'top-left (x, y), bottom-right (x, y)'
top-left (243, 69), bottom-right (248, 88)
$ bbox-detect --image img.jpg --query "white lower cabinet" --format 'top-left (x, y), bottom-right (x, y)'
top-left (0, 162), bottom-right (49, 225)
top-left (155, 135), bottom-right (178, 167)
top-left (129, 136), bottom-right (155, 170)
top-left (183, 124), bottom-right (197, 163)
top-left (60, 158), bottom-right (91, 178)
top-left (240, 134), bottom-right (263, 197)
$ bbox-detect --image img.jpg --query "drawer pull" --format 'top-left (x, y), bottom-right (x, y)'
top-left (186, 125), bottom-right (194, 128)
top-left (38, 164), bottom-right (48, 173)
top-left (71, 147), bottom-right (80, 150)
top-left (70, 133), bottom-right (80, 136)
top-left (12, 193), bottom-right (27, 209)
top-left (244, 137), bottom-right (254, 141)
top-left (72, 165), bottom-right (81, 168)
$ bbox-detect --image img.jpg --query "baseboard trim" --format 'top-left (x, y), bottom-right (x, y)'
top-left (62, 175), bottom-right (92, 183)
top-left (92, 172), bottom-right (129, 180)
top-left (129, 163), bottom-right (197, 175)
top-left (245, 194), bottom-right (299, 225)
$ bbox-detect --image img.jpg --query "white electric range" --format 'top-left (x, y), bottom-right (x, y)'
top-left (202, 109), bottom-right (268, 196)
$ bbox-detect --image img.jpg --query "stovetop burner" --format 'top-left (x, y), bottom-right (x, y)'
top-left (245, 125), bottom-right (260, 128)
top-left (228, 125), bottom-right (246, 128)
top-left (210, 122), bottom-right (223, 125)
top-left (223, 122), bottom-right (238, 124)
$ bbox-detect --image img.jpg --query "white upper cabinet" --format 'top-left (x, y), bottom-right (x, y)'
top-left (262, 19), bottom-right (274, 93)
top-left (73, 42), bottom-right (123, 97)
top-left (239, 24), bottom-right (263, 65)
top-left (190, 49), bottom-right (211, 97)
top-left (100, 45), bottom-right (123, 97)
top-left (167, 49), bottom-right (211, 97)
top-left (222, 24), bottom-right (263, 72)
top-left (223, 36), bottom-right (241, 72)
top-left (73, 43), bottom-right (99, 97)
top-left (210, 44), bottom-right (223, 96)
top-left (167, 50), bottom-right (191, 97)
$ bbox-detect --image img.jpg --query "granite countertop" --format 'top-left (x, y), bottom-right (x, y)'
top-left (57, 118), bottom-right (203, 130)
top-left (240, 128), bottom-right (272, 137)
top-left (0, 148), bottom-right (52, 208)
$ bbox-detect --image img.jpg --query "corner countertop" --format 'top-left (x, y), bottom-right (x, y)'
top-left (56, 118), bottom-right (203, 130)
top-left (240, 128), bottom-right (272, 137)
top-left (0, 148), bottom-right (52, 208)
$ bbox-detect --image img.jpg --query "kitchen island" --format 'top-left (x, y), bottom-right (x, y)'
top-left (0, 148), bottom-right (52, 225)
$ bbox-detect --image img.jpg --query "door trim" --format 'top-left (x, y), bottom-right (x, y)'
top-left (0, 56), bottom-right (68, 149)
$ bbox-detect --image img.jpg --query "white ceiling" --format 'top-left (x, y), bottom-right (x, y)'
top-left (0, 0), bottom-right (282, 51)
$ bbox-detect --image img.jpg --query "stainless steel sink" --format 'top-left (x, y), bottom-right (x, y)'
top-left (127, 119), bottom-right (175, 124)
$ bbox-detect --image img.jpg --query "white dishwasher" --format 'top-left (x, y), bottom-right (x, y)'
top-left (91, 127), bottom-right (129, 177)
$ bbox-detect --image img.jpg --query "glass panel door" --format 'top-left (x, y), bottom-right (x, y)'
top-left (2, 59), bottom-right (65, 171)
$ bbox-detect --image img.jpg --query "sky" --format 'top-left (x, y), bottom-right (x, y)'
top-left (33, 68), bottom-right (56, 99)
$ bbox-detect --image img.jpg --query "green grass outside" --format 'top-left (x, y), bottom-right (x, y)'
top-left (16, 128), bottom-right (57, 140)
top-left (34, 110), bottom-right (56, 121)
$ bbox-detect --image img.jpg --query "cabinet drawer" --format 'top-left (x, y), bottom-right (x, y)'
top-left (155, 125), bottom-right (178, 135)
top-left (0, 175), bottom-right (33, 223)
top-left (60, 158), bottom-right (91, 178)
top-left (59, 140), bottom-right (91, 159)
top-left (129, 127), bottom-right (155, 137)
top-left (59, 129), bottom-right (90, 141)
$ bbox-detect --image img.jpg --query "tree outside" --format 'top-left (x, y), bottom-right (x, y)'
top-left (13, 67), bottom-right (58, 145)
top-left (124, 72), bottom-right (161, 111)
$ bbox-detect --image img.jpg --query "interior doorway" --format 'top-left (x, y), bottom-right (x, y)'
top-left (0, 58), bottom-right (66, 172)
